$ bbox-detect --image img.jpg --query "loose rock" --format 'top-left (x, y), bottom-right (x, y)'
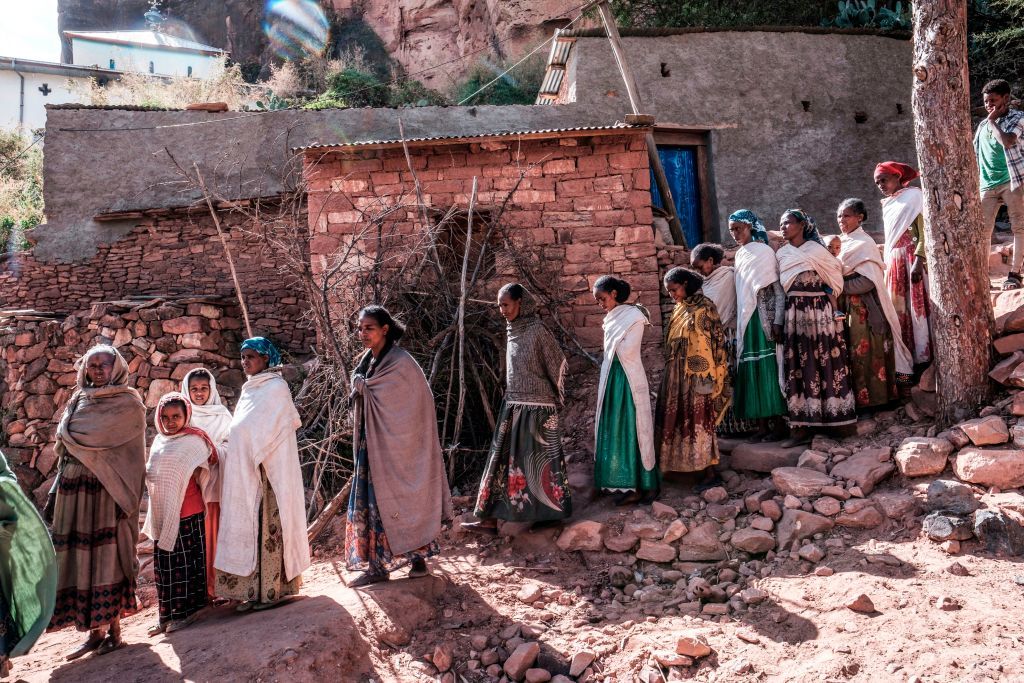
top-left (777, 509), bottom-right (834, 549)
top-left (954, 448), bottom-right (1024, 489)
top-left (894, 437), bottom-right (953, 477)
top-left (675, 634), bottom-right (712, 658)
top-left (923, 512), bottom-right (975, 542)
top-left (829, 449), bottom-right (895, 494)
top-left (569, 651), bottom-right (596, 677)
top-left (730, 528), bottom-right (776, 554)
top-left (636, 541), bottom-right (677, 563)
top-left (504, 643), bottom-right (541, 681)
top-left (846, 594), bottom-right (875, 613)
top-left (772, 467), bottom-right (835, 497)
top-left (958, 416), bottom-right (1010, 446)
top-left (925, 479), bottom-right (982, 515)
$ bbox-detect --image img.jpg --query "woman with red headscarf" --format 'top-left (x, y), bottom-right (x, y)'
top-left (874, 161), bottom-right (932, 369)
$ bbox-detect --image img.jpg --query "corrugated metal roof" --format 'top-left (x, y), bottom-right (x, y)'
top-left (0, 56), bottom-right (122, 78)
top-left (559, 26), bottom-right (910, 39)
top-left (64, 30), bottom-right (224, 54)
top-left (295, 123), bottom-right (645, 151)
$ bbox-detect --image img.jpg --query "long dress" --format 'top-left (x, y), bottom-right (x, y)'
top-left (654, 293), bottom-right (730, 473)
top-left (48, 346), bottom-right (146, 632)
top-left (345, 344), bottom-right (451, 575)
top-left (593, 304), bottom-right (658, 493)
top-left (734, 241), bottom-right (787, 421)
top-left (702, 265), bottom-right (754, 435)
top-left (474, 302), bottom-right (572, 522)
top-left (881, 187), bottom-right (931, 366)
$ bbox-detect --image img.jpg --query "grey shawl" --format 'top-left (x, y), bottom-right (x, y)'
top-left (351, 346), bottom-right (452, 555)
top-left (504, 292), bottom-right (567, 406)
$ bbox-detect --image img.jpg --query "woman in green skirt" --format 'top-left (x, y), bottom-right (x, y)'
top-left (592, 276), bottom-right (659, 505)
top-left (728, 210), bottom-right (788, 441)
top-left (466, 283), bottom-right (572, 535)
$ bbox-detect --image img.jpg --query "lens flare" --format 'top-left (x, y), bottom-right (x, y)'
top-left (263, 0), bottom-right (329, 60)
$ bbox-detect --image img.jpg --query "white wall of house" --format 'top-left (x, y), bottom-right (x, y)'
top-left (0, 69), bottom-right (94, 132)
top-left (71, 38), bottom-right (219, 78)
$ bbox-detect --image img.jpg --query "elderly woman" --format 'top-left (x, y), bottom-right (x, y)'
top-left (345, 306), bottom-right (452, 587)
top-left (467, 283), bottom-right (572, 534)
top-left (655, 267), bottom-right (730, 490)
top-left (874, 161), bottom-right (931, 368)
top-left (836, 198), bottom-right (915, 409)
top-left (214, 338), bottom-right (310, 611)
top-left (591, 276), bottom-right (658, 505)
top-left (46, 345), bottom-right (146, 658)
top-left (144, 393), bottom-right (219, 635)
top-left (777, 211), bottom-right (857, 444)
top-left (728, 210), bottom-right (787, 441)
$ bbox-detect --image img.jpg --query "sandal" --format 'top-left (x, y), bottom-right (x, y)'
top-left (1004, 273), bottom-right (1022, 290)
top-left (235, 601), bottom-right (256, 613)
top-left (461, 521), bottom-right (498, 536)
top-left (408, 558), bottom-right (429, 578)
top-left (348, 571), bottom-right (390, 588)
top-left (94, 634), bottom-right (125, 657)
top-left (165, 613), bottom-right (199, 633)
top-left (65, 633), bottom-right (105, 661)
top-left (147, 622), bottom-right (167, 638)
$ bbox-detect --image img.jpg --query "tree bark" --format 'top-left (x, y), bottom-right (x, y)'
top-left (912, 0), bottom-right (994, 424)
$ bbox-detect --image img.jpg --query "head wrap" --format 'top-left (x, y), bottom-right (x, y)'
top-left (783, 210), bottom-right (825, 247)
top-left (240, 337), bottom-right (282, 368)
top-left (728, 209), bottom-right (769, 244)
top-left (75, 344), bottom-right (130, 390)
top-left (874, 161), bottom-right (920, 187)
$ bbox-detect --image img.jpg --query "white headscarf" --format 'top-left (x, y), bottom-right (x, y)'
top-left (181, 367), bottom-right (233, 450)
top-left (701, 266), bottom-right (737, 331)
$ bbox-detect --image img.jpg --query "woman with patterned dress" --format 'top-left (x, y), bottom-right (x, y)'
top-left (835, 198), bottom-right (915, 409)
top-left (467, 283), bottom-right (572, 534)
top-left (345, 306), bottom-right (451, 587)
top-left (874, 161), bottom-right (932, 369)
top-left (654, 267), bottom-right (731, 490)
top-left (46, 345), bottom-right (146, 659)
top-left (728, 210), bottom-right (788, 441)
top-left (776, 210), bottom-right (857, 445)
top-left (591, 276), bottom-right (659, 505)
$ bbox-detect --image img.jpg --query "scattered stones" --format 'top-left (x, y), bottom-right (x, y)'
top-left (954, 448), bottom-right (1024, 489)
top-left (636, 541), bottom-right (677, 563)
top-left (730, 442), bottom-right (804, 472)
top-left (761, 499), bottom-right (783, 521)
top-left (846, 594), bottom-right (876, 614)
top-left (675, 634), bottom-right (712, 658)
top-left (504, 642), bottom-right (541, 681)
top-left (556, 521), bottom-right (605, 552)
top-left (777, 510), bottom-right (834, 549)
top-left (517, 583), bottom-right (545, 604)
top-left (894, 437), bottom-right (953, 477)
top-left (812, 497), bottom-right (842, 516)
top-left (569, 651), bottom-right (596, 677)
top-left (958, 416), bottom-right (1010, 446)
top-left (923, 512), bottom-right (975, 542)
top-left (730, 528), bottom-right (776, 554)
top-left (973, 509), bottom-right (1024, 556)
top-left (772, 467), bottom-right (835, 497)
top-left (662, 519), bottom-right (689, 543)
top-left (925, 479), bottom-right (982, 515)
top-left (701, 486), bottom-right (729, 504)
top-left (798, 543), bottom-right (825, 562)
top-left (835, 499), bottom-right (884, 528)
top-left (829, 449), bottom-right (895, 494)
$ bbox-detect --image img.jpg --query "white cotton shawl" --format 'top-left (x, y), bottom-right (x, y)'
top-left (214, 371), bottom-right (310, 582)
top-left (701, 266), bottom-right (737, 330)
top-left (838, 227), bottom-right (914, 376)
top-left (594, 305), bottom-right (656, 471)
top-left (180, 368), bottom-right (233, 453)
top-left (734, 242), bottom-right (780, 357)
top-left (777, 240), bottom-right (845, 295)
top-left (881, 186), bottom-right (924, 259)
top-left (142, 432), bottom-right (217, 551)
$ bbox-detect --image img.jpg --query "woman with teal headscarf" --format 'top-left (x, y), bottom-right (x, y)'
top-left (1, 450), bottom-right (57, 676)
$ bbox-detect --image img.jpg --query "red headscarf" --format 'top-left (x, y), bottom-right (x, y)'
top-left (155, 391), bottom-right (219, 465)
top-left (874, 161), bottom-right (920, 187)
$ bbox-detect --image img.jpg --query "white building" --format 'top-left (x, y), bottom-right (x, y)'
top-left (0, 57), bottom-right (119, 132)
top-left (66, 30), bottom-right (224, 78)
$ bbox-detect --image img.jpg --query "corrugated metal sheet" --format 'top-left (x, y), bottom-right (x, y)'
top-left (64, 30), bottom-right (224, 53)
top-left (534, 34), bottom-right (577, 104)
top-left (294, 123), bottom-right (645, 151)
top-left (538, 67), bottom-right (564, 96)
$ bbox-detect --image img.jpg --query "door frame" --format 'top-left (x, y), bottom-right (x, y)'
top-left (652, 127), bottom-right (715, 244)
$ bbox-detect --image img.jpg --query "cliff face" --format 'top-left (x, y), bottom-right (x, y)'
top-left (57, 0), bottom-right (567, 85)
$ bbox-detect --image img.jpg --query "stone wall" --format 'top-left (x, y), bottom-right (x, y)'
top-left (0, 213), bottom-right (314, 353)
top-left (0, 296), bottom-right (246, 501)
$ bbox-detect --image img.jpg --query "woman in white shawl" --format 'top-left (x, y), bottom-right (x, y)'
top-left (143, 392), bottom-right (219, 635)
top-left (727, 210), bottom-right (788, 441)
top-left (214, 337), bottom-right (309, 611)
top-left (691, 242), bottom-right (754, 436)
top-left (591, 276), bottom-right (658, 505)
top-left (836, 198), bottom-right (915, 409)
top-left (776, 210), bottom-right (857, 445)
top-left (874, 161), bottom-right (931, 367)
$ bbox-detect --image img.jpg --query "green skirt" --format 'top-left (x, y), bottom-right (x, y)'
top-left (594, 358), bottom-right (659, 493)
top-left (735, 310), bottom-right (787, 420)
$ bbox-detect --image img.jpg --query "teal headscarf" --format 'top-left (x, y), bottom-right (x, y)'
top-left (728, 209), bottom-right (769, 244)
top-left (240, 337), bottom-right (282, 367)
top-left (783, 209), bottom-right (825, 247)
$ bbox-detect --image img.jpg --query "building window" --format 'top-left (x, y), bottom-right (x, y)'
top-left (187, 66), bottom-right (193, 77)
top-left (149, 61), bottom-right (155, 74)
top-left (109, 59), bottom-right (115, 70)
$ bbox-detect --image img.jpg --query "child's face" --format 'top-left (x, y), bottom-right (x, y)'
top-left (188, 377), bottom-right (212, 406)
top-left (828, 238), bottom-right (842, 257)
top-left (160, 404), bottom-right (187, 435)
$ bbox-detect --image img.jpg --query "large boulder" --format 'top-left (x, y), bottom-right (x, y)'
top-left (957, 416), bottom-right (1010, 447)
top-left (923, 512), bottom-right (974, 541)
top-left (953, 448), bottom-right (1024, 489)
top-left (771, 467), bottom-right (834, 497)
top-left (973, 509), bottom-right (1024, 556)
top-left (894, 437), bottom-right (953, 477)
top-left (829, 448), bottom-right (894, 494)
top-left (730, 528), bottom-right (776, 554)
top-left (926, 479), bottom-right (982, 514)
top-left (776, 509), bottom-right (834, 549)
top-left (730, 443), bottom-right (804, 472)
top-left (677, 521), bottom-right (728, 562)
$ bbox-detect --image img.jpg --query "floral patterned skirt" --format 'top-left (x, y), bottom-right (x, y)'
top-left (886, 232), bottom-right (931, 365)
top-left (473, 401), bottom-right (572, 523)
top-left (842, 292), bottom-right (899, 409)
top-left (345, 443), bottom-right (439, 575)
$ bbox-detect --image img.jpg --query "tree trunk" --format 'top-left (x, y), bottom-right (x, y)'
top-left (912, 0), bottom-right (994, 424)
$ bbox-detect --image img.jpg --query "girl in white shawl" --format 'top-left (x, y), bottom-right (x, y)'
top-left (143, 392), bottom-right (219, 635)
top-left (836, 198), bottom-right (915, 409)
top-left (776, 210), bottom-right (856, 445)
top-left (727, 210), bottom-right (788, 441)
top-left (691, 242), bottom-right (754, 436)
top-left (181, 368), bottom-right (233, 452)
top-left (591, 276), bottom-right (658, 505)
top-left (214, 337), bottom-right (309, 611)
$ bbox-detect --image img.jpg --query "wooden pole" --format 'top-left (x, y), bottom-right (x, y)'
top-left (594, 0), bottom-right (687, 247)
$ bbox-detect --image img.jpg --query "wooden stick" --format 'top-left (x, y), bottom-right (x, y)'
top-left (193, 162), bottom-right (254, 338)
top-left (306, 478), bottom-right (352, 544)
top-left (452, 177), bottom-right (478, 451)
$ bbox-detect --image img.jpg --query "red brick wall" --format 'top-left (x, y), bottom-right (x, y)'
top-left (303, 132), bottom-right (665, 368)
top-left (0, 214), bottom-right (313, 352)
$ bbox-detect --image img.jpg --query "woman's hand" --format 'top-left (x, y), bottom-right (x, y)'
top-left (910, 257), bottom-right (925, 283)
top-left (43, 492), bottom-right (56, 524)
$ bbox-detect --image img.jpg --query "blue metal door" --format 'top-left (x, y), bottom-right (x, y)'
top-left (650, 146), bottom-right (703, 247)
